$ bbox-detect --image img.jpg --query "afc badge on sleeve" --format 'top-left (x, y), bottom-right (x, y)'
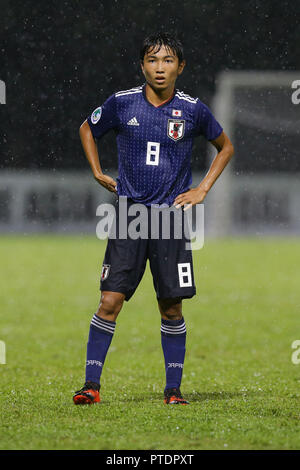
top-left (91, 106), bottom-right (102, 124)
top-left (167, 119), bottom-right (185, 141)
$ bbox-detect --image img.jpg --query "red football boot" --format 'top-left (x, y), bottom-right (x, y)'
top-left (164, 388), bottom-right (189, 405)
top-left (73, 381), bottom-right (100, 405)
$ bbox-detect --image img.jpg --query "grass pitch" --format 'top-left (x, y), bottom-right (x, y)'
top-left (0, 236), bottom-right (300, 450)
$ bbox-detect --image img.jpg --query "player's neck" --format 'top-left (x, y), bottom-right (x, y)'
top-left (145, 83), bottom-right (175, 107)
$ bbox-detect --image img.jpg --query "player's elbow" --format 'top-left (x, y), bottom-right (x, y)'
top-left (224, 135), bottom-right (234, 160)
top-left (228, 142), bottom-right (234, 159)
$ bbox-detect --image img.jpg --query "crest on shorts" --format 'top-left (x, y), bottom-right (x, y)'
top-left (167, 119), bottom-right (185, 141)
top-left (101, 264), bottom-right (110, 281)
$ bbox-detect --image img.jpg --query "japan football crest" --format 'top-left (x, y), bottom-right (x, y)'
top-left (101, 264), bottom-right (110, 281)
top-left (167, 119), bottom-right (185, 141)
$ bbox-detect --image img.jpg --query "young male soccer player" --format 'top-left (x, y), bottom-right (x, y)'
top-left (73, 32), bottom-right (234, 405)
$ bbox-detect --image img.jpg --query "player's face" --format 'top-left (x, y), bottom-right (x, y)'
top-left (141, 45), bottom-right (185, 92)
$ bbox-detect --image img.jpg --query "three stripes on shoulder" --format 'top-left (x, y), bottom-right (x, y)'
top-left (115, 86), bottom-right (198, 104)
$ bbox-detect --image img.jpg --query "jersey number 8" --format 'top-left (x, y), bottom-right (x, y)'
top-left (146, 142), bottom-right (160, 166)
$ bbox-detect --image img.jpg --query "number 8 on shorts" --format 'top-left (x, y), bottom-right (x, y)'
top-left (178, 263), bottom-right (192, 288)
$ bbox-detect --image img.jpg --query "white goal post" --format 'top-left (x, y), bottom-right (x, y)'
top-left (205, 70), bottom-right (300, 237)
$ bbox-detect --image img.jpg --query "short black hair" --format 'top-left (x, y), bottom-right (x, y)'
top-left (140, 31), bottom-right (184, 64)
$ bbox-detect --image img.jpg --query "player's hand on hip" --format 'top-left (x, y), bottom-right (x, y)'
top-left (173, 187), bottom-right (208, 211)
top-left (94, 173), bottom-right (117, 193)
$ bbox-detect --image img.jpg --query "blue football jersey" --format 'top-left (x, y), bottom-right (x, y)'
top-left (87, 84), bottom-right (223, 206)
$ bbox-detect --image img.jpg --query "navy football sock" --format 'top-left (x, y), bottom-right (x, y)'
top-left (161, 317), bottom-right (186, 391)
top-left (85, 314), bottom-right (116, 386)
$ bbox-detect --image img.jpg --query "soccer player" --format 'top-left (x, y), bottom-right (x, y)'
top-left (73, 32), bottom-right (234, 405)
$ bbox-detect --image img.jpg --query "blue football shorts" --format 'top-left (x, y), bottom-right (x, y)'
top-left (100, 198), bottom-right (196, 301)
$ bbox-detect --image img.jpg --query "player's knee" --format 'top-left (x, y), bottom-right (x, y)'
top-left (162, 311), bottom-right (183, 321)
top-left (158, 298), bottom-right (182, 321)
top-left (96, 292), bottom-right (124, 320)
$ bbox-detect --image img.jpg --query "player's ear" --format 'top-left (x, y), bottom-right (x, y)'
top-left (178, 59), bottom-right (186, 76)
top-left (140, 60), bottom-right (145, 75)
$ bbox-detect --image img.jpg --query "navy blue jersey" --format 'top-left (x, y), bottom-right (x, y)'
top-left (87, 84), bottom-right (223, 206)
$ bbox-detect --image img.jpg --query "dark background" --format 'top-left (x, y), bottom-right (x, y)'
top-left (0, 0), bottom-right (299, 173)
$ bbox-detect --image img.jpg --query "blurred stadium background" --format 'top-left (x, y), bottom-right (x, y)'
top-left (0, 0), bottom-right (299, 236)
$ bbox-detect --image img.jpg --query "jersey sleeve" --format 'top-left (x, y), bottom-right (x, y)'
top-left (194, 100), bottom-right (223, 141)
top-left (87, 94), bottom-right (119, 139)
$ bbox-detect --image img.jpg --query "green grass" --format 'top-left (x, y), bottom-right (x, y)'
top-left (0, 236), bottom-right (300, 450)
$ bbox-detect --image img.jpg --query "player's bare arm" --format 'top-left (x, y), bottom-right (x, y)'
top-left (174, 130), bottom-right (234, 210)
top-left (79, 120), bottom-right (117, 193)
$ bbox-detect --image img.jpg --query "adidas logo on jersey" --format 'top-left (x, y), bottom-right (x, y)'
top-left (127, 116), bottom-right (140, 126)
